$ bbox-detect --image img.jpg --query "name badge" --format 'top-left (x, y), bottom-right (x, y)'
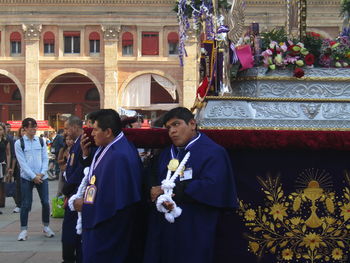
top-left (180, 168), bottom-right (193, 181)
top-left (84, 185), bottom-right (97, 204)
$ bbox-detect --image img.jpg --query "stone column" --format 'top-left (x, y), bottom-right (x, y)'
top-left (22, 24), bottom-right (42, 119)
top-left (182, 29), bottom-right (199, 109)
top-left (101, 24), bottom-right (120, 110)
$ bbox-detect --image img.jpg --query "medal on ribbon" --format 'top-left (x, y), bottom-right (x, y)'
top-left (167, 159), bottom-right (179, 172)
top-left (84, 175), bottom-right (97, 204)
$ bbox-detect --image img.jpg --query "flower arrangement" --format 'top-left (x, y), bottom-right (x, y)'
top-left (319, 36), bottom-right (350, 68)
top-left (261, 40), bottom-right (314, 78)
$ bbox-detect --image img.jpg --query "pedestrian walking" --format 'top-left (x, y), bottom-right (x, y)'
top-left (0, 122), bottom-right (12, 214)
top-left (14, 118), bottom-right (55, 241)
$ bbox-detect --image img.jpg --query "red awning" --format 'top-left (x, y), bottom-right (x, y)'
top-left (63, 31), bottom-right (80, 37)
top-left (7, 120), bottom-right (54, 132)
top-left (167, 32), bottom-right (179, 44)
top-left (89, 32), bottom-right (100, 40)
top-left (44, 31), bottom-right (55, 44)
top-left (10, 32), bottom-right (21, 42)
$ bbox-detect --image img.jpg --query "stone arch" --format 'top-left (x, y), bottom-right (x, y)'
top-left (118, 70), bottom-right (181, 106)
top-left (0, 69), bottom-right (24, 118)
top-left (39, 68), bottom-right (103, 119)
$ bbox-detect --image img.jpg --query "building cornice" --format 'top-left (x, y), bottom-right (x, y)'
top-left (0, 0), bottom-right (174, 4)
top-left (245, 0), bottom-right (339, 6)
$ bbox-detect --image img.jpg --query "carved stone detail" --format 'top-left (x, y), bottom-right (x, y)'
top-left (206, 102), bottom-right (250, 118)
top-left (198, 100), bottom-right (350, 129)
top-left (22, 24), bottom-right (42, 40)
top-left (259, 82), bottom-right (350, 99)
top-left (101, 24), bottom-right (121, 41)
top-left (251, 102), bottom-right (300, 119)
top-left (322, 104), bottom-right (350, 119)
top-left (300, 103), bottom-right (321, 119)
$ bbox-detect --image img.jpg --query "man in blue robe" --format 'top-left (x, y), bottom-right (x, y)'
top-left (62, 115), bottom-right (85, 263)
top-left (73, 109), bottom-right (142, 263)
top-left (144, 107), bottom-right (238, 263)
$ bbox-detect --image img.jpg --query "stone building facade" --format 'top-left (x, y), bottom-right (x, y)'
top-left (0, 0), bottom-right (343, 129)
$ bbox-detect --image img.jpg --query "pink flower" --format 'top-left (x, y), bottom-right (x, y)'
top-left (262, 49), bottom-right (272, 56)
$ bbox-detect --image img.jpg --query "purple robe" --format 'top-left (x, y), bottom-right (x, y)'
top-left (144, 133), bottom-right (238, 263)
top-left (82, 135), bottom-right (142, 263)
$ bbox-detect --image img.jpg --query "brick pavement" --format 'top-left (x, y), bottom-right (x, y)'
top-left (0, 179), bottom-right (63, 263)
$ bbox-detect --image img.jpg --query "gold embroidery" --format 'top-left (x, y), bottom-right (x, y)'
top-left (239, 169), bottom-right (350, 262)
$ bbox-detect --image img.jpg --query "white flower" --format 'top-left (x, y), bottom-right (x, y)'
top-left (269, 41), bottom-right (277, 49)
top-left (296, 42), bottom-right (305, 48)
top-left (281, 43), bottom-right (288, 52)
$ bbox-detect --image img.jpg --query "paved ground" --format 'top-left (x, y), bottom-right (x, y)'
top-left (0, 179), bottom-right (63, 263)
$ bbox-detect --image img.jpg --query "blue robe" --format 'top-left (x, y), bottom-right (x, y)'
top-left (144, 133), bottom-right (238, 263)
top-left (62, 136), bottom-right (85, 262)
top-left (82, 135), bottom-right (142, 263)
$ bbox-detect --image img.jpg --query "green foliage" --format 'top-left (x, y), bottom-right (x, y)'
top-left (340, 0), bottom-right (350, 17)
top-left (303, 32), bottom-right (323, 66)
top-left (260, 28), bottom-right (288, 50)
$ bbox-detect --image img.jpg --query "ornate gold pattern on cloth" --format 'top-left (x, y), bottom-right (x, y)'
top-left (238, 169), bottom-right (350, 262)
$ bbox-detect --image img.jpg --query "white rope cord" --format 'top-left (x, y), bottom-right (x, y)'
top-left (68, 167), bottom-right (90, 235)
top-left (156, 152), bottom-right (191, 223)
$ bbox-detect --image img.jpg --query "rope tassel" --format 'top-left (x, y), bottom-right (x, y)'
top-left (156, 152), bottom-right (191, 223)
top-left (68, 167), bottom-right (90, 234)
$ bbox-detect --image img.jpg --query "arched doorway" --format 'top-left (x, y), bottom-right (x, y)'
top-left (44, 73), bottom-right (100, 130)
top-left (121, 73), bottom-right (179, 122)
top-left (0, 75), bottom-right (22, 122)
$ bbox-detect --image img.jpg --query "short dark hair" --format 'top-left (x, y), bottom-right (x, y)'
top-left (87, 111), bottom-right (98, 121)
top-left (92, 109), bottom-right (122, 136)
top-left (163, 107), bottom-right (194, 126)
top-left (67, 115), bottom-right (83, 128)
top-left (22, 118), bottom-right (37, 128)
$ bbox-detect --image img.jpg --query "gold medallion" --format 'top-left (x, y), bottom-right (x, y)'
top-left (90, 175), bottom-right (96, 185)
top-left (167, 159), bottom-right (179, 171)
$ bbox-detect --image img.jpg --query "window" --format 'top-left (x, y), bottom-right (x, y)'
top-left (64, 31), bottom-right (80, 54)
top-left (122, 32), bottom-right (133, 56)
top-left (12, 88), bottom-right (21, 101)
top-left (167, 32), bottom-right (179, 55)
top-left (10, 32), bottom-right (21, 55)
top-left (85, 88), bottom-right (100, 101)
top-left (89, 32), bottom-right (100, 54)
top-left (142, 32), bottom-right (159, 55)
top-left (43, 31), bottom-right (55, 54)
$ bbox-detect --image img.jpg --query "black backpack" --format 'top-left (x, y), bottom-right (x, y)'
top-left (20, 136), bottom-right (44, 151)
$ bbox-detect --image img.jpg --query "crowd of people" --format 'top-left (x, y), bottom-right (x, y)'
top-left (0, 106), bottom-right (238, 263)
